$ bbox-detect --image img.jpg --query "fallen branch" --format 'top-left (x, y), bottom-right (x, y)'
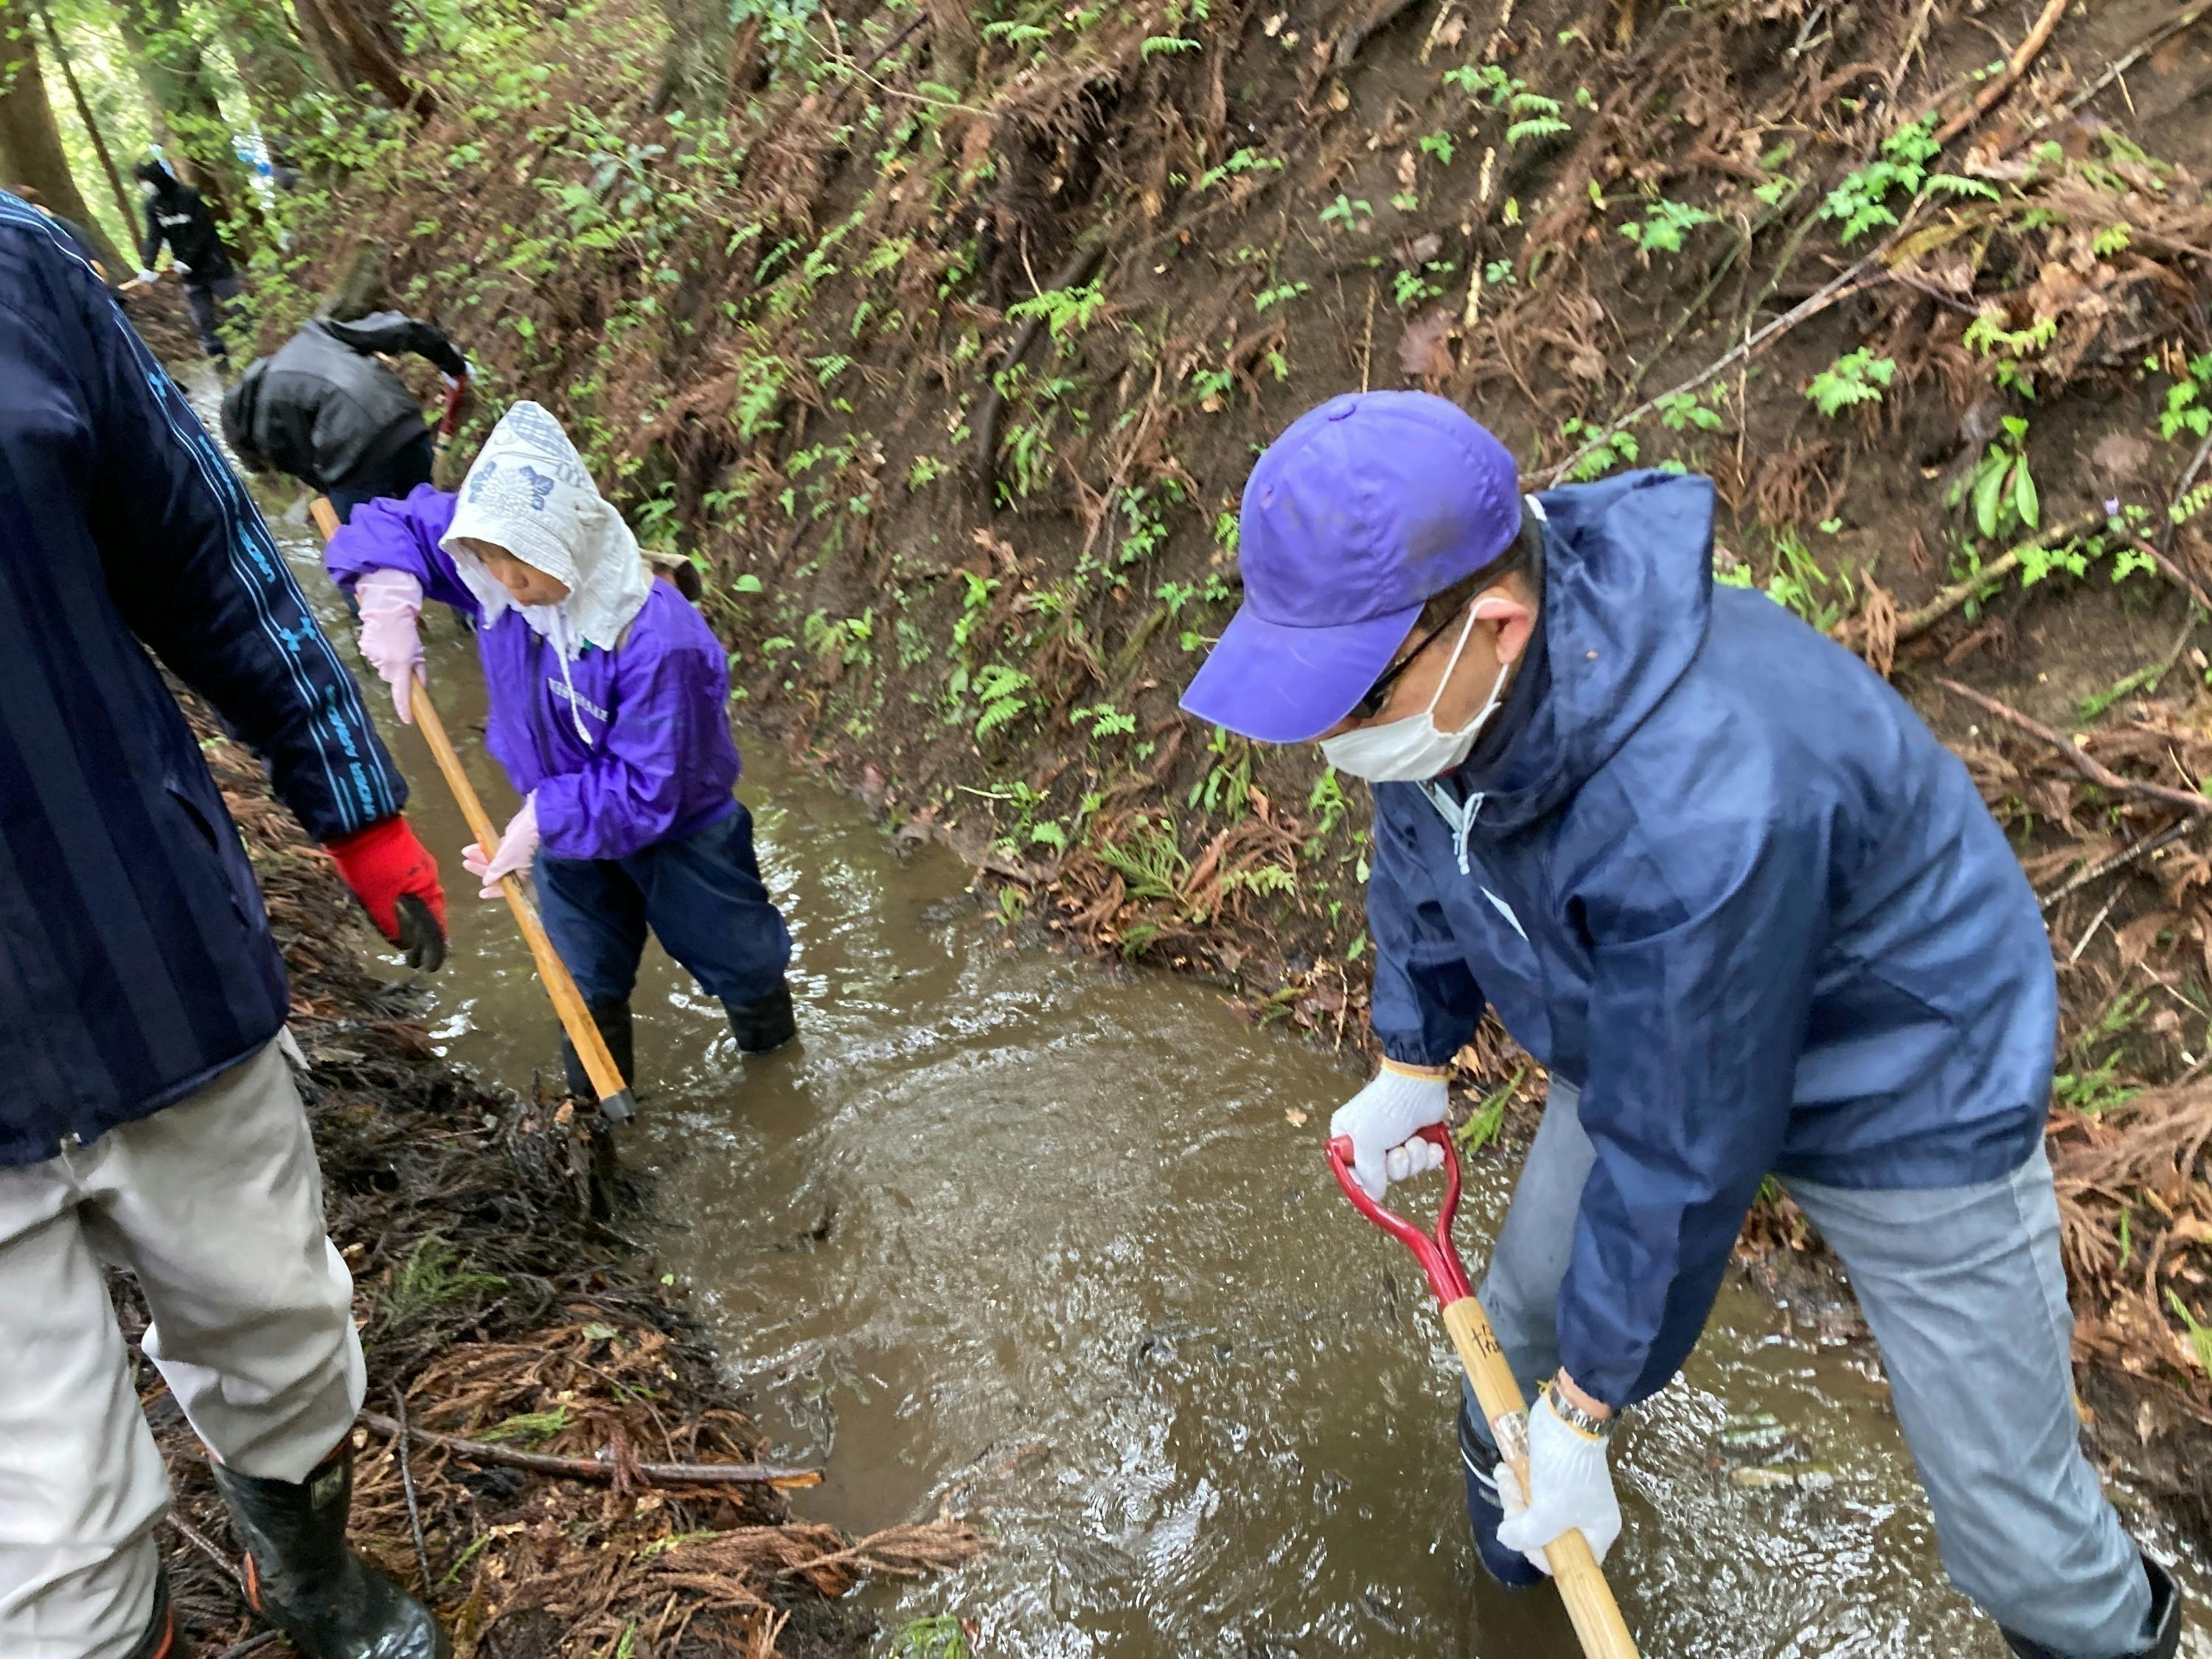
top-left (390, 1385), bottom-right (434, 1595)
top-left (1542, 257), bottom-right (1878, 484)
top-left (1936, 681), bottom-right (2212, 818)
top-left (1933, 0), bottom-right (2067, 147)
top-left (357, 1410), bottom-right (823, 1491)
top-left (2039, 820), bottom-right (2196, 913)
top-left (2060, 4), bottom-right (2209, 122)
top-left (1891, 509), bottom-right (2108, 641)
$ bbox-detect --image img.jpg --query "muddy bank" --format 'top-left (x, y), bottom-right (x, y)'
top-left (228, 0), bottom-right (2211, 1528)
top-left (142, 701), bottom-right (978, 1655)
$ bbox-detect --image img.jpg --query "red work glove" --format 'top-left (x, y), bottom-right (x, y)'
top-left (324, 815), bottom-right (448, 971)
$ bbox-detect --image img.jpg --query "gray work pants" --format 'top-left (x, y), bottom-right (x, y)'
top-left (1474, 1079), bottom-right (2152, 1657)
top-left (0, 1040), bottom-right (366, 1659)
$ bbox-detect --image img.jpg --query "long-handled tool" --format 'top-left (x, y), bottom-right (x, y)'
top-left (310, 496), bottom-right (636, 1127)
top-left (1328, 1124), bottom-right (1640, 1659)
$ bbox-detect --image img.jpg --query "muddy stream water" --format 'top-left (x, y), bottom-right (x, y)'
top-left (252, 485), bottom-right (2209, 1658)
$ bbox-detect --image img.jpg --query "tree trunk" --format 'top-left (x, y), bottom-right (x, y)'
top-left (289, 0), bottom-right (361, 95)
top-left (297, 0), bottom-right (433, 117)
top-left (925, 0), bottom-right (977, 95)
top-left (212, 0), bottom-right (313, 132)
top-left (111, 0), bottom-right (253, 240)
top-left (0, 0), bottom-right (124, 266)
top-left (650, 0), bottom-right (734, 115)
top-left (29, 0), bottom-right (133, 241)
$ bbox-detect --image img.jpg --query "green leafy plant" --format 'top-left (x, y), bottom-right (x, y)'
top-left (1557, 417), bottom-right (1638, 481)
top-left (1950, 416), bottom-right (2040, 540)
top-left (1819, 114), bottom-right (1941, 243)
top-left (1658, 387), bottom-right (1725, 433)
top-left (1007, 279), bottom-right (1108, 340)
top-left (1418, 130), bottom-right (1455, 165)
top-left (892, 1615), bottom-right (973, 1659)
top-left (1963, 308), bottom-right (2058, 399)
top-left (970, 664), bottom-right (1035, 738)
top-left (1804, 349), bottom-right (1896, 418)
top-left (1195, 147), bottom-right (1284, 192)
top-left (1318, 194), bottom-right (1373, 229)
top-left (1253, 280), bottom-right (1310, 314)
top-left (1620, 198), bottom-right (1716, 256)
top-left (1505, 91), bottom-right (1570, 148)
top-left (2160, 355), bottom-right (2212, 442)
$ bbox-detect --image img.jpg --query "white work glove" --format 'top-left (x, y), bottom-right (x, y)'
top-left (135, 267), bottom-right (159, 285)
top-left (1329, 1060), bottom-right (1449, 1200)
top-left (355, 568), bottom-right (425, 724)
top-left (1495, 1389), bottom-right (1622, 1573)
top-left (462, 793), bottom-right (539, 898)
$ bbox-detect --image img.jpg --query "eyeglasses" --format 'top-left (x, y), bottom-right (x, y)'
top-left (1351, 600), bottom-right (1469, 721)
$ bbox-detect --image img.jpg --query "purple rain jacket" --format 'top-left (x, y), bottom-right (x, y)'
top-left (324, 485), bottom-right (740, 863)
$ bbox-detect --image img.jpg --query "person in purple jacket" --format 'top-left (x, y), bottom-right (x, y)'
top-left (324, 402), bottom-right (796, 1093)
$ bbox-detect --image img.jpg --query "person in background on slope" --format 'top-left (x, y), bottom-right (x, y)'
top-left (134, 158), bottom-right (240, 363)
top-left (1179, 391), bottom-right (2183, 1659)
top-left (323, 401), bottom-right (798, 1098)
top-left (0, 194), bottom-right (448, 1659)
top-left (223, 309), bottom-right (470, 522)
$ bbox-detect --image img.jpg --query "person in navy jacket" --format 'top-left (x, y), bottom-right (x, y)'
top-left (1182, 392), bottom-right (2183, 1659)
top-left (0, 192), bottom-right (448, 1659)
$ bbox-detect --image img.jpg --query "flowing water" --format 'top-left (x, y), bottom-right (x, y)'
top-left (251, 483), bottom-right (2208, 1658)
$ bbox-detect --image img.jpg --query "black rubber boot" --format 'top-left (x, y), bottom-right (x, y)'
top-left (2000, 1553), bottom-right (2183, 1659)
top-left (560, 1001), bottom-right (635, 1099)
top-left (725, 978), bottom-right (797, 1054)
top-left (124, 1564), bottom-right (187, 1658)
top-left (210, 1444), bottom-right (451, 1659)
top-left (1458, 1393), bottom-right (1545, 1590)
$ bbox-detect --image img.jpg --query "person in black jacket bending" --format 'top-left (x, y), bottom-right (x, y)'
top-left (223, 311), bottom-right (471, 522)
top-left (0, 193), bottom-right (450, 1659)
top-left (134, 159), bottom-right (240, 362)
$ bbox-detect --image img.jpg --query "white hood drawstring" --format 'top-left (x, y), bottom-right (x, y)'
top-left (439, 401), bottom-right (654, 748)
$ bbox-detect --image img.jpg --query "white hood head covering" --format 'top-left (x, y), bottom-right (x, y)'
top-left (442, 401), bottom-right (654, 658)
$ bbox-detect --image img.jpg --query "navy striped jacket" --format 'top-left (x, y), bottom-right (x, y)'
top-left (0, 194), bottom-right (407, 1166)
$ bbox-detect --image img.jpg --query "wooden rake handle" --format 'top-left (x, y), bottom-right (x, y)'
top-left (1328, 1128), bottom-right (1639, 1658)
top-left (310, 496), bottom-right (634, 1121)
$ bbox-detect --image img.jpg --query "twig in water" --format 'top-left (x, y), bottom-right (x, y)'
top-left (1936, 681), bottom-right (2212, 818)
top-left (358, 1411), bottom-right (822, 1490)
top-left (1933, 0), bottom-right (2067, 146)
top-left (391, 1385), bottom-right (434, 1595)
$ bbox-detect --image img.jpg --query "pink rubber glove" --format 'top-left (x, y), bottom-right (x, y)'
top-left (355, 568), bottom-right (425, 724)
top-left (462, 794), bottom-right (539, 898)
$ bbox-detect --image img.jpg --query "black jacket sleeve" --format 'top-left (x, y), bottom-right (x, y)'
top-left (323, 310), bottom-right (468, 379)
top-left (51, 217), bottom-right (408, 838)
top-left (139, 199), bottom-right (164, 268)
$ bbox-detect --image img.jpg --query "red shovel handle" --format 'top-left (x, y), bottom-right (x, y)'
top-left (1326, 1123), bottom-right (1475, 1306)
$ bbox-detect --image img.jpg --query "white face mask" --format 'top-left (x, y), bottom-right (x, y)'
top-left (1319, 601), bottom-right (1514, 783)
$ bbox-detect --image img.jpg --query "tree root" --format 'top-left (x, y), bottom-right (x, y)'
top-left (1936, 680), bottom-right (2212, 818)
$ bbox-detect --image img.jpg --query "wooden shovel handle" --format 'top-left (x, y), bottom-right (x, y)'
top-left (310, 497), bottom-right (630, 1111)
top-left (1441, 1296), bottom-right (1641, 1659)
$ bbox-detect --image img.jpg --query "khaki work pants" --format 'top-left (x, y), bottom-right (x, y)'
top-left (0, 1040), bottom-right (365, 1658)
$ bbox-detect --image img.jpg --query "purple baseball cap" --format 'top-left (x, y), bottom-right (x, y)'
top-left (1180, 392), bottom-right (1521, 742)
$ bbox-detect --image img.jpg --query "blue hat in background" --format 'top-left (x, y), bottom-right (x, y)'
top-left (1179, 392), bottom-right (1522, 743)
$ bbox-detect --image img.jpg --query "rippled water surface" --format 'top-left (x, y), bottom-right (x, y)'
top-left (251, 477), bottom-right (2205, 1658)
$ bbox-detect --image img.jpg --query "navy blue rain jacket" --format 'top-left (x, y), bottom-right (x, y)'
top-left (1367, 470), bottom-right (2055, 1408)
top-left (0, 193), bottom-right (406, 1166)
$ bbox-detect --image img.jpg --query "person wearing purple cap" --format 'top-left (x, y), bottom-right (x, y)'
top-left (1182, 392), bottom-right (2182, 1658)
